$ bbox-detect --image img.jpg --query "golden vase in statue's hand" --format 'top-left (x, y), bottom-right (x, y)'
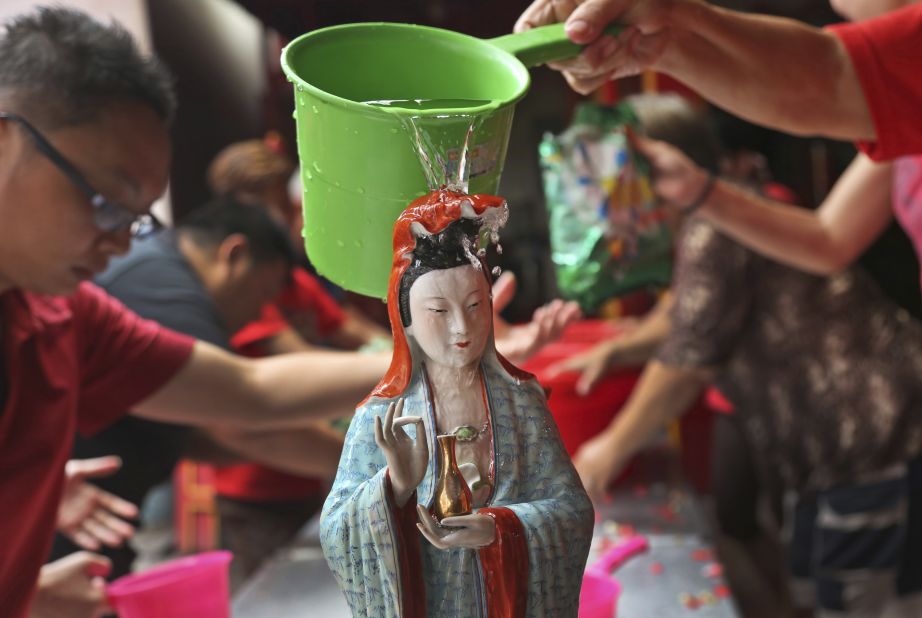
top-left (432, 434), bottom-right (473, 522)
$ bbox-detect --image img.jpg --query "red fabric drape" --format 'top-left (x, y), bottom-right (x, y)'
top-left (478, 507), bottom-right (529, 618)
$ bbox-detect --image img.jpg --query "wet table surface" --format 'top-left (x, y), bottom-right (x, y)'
top-left (233, 446), bottom-right (740, 617)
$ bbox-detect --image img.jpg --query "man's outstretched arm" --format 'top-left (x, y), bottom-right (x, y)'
top-left (133, 341), bottom-right (390, 429)
top-left (516, 0), bottom-right (873, 140)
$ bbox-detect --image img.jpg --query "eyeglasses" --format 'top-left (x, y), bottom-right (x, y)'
top-left (0, 111), bottom-right (162, 236)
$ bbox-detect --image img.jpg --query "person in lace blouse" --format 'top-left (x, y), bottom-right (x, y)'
top-left (576, 192), bottom-right (922, 618)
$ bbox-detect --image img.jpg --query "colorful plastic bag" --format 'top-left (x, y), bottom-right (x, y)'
top-left (540, 102), bottom-right (673, 314)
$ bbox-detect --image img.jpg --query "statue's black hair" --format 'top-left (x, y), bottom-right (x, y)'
top-left (398, 217), bottom-right (484, 328)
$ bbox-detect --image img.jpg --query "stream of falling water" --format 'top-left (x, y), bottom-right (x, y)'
top-left (364, 98), bottom-right (489, 193)
top-left (364, 99), bottom-right (508, 275)
top-left (403, 113), bottom-right (481, 194)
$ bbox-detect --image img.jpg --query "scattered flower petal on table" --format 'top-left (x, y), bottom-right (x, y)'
top-left (702, 562), bottom-right (723, 578)
top-left (691, 548), bottom-right (714, 562)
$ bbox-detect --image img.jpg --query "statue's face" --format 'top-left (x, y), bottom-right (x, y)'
top-left (406, 264), bottom-right (491, 369)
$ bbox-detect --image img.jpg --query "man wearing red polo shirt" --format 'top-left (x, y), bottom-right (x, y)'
top-left (0, 8), bottom-right (389, 618)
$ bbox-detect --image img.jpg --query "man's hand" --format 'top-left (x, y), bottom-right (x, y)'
top-left (515, 0), bottom-right (673, 93)
top-left (58, 457), bottom-right (138, 551)
top-left (375, 399), bottom-right (429, 507)
top-left (416, 505), bottom-right (496, 549)
top-left (492, 272), bottom-right (581, 364)
top-left (30, 552), bottom-right (112, 618)
top-left (573, 431), bottom-right (627, 502)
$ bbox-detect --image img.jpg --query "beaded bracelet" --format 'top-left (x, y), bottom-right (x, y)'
top-left (681, 171), bottom-right (716, 214)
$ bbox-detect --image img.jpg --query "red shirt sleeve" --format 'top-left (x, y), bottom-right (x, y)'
top-left (73, 283), bottom-right (195, 435)
top-left (827, 4), bottom-right (922, 161)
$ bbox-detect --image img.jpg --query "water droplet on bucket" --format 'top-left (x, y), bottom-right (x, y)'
top-left (356, 187), bottom-right (365, 195)
top-left (390, 128), bottom-right (399, 134)
top-left (304, 169), bottom-right (313, 181)
top-left (336, 240), bottom-right (345, 248)
top-left (353, 240), bottom-right (362, 248)
top-left (353, 129), bottom-right (359, 135)
top-left (312, 162), bottom-right (322, 174)
top-left (312, 105), bottom-right (319, 114)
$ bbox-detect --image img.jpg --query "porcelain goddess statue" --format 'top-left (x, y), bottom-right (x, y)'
top-left (320, 188), bottom-right (593, 617)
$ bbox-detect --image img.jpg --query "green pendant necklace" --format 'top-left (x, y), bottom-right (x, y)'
top-left (451, 420), bottom-right (491, 443)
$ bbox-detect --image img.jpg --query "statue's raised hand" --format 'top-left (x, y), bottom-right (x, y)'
top-left (375, 399), bottom-right (429, 507)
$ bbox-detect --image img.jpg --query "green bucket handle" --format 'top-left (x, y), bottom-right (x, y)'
top-left (489, 23), bottom-right (625, 68)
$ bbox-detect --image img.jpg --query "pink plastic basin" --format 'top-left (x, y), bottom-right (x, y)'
top-left (579, 536), bottom-right (649, 618)
top-left (107, 551), bottom-right (232, 618)
top-left (579, 571), bottom-right (622, 618)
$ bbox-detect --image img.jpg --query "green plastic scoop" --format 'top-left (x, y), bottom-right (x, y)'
top-left (282, 22), bottom-right (621, 298)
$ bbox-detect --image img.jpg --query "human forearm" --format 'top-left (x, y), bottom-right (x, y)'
top-left (134, 341), bottom-right (390, 429)
top-left (518, 0), bottom-right (870, 138)
top-left (608, 293), bottom-right (673, 364)
top-left (655, 1), bottom-right (872, 140)
top-left (203, 424), bottom-right (344, 479)
top-left (573, 359), bottom-right (709, 499)
top-left (637, 136), bottom-right (894, 274)
top-left (698, 156), bottom-right (893, 273)
top-left (264, 327), bottom-right (319, 354)
top-left (603, 361), bottom-right (709, 466)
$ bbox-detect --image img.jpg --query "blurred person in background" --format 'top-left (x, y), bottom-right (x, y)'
top-left (207, 137), bottom-right (390, 351)
top-left (48, 200), bottom-right (353, 581)
top-left (566, 94), bottom-right (922, 617)
top-left (551, 94), bottom-right (789, 617)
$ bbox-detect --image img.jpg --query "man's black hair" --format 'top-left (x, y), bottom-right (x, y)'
top-left (178, 197), bottom-right (297, 269)
top-left (398, 217), bottom-right (485, 328)
top-left (0, 6), bottom-right (175, 128)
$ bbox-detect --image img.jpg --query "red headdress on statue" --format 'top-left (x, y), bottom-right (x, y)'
top-left (363, 188), bottom-right (533, 404)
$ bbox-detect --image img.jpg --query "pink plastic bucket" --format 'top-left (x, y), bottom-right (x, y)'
top-left (579, 536), bottom-right (648, 618)
top-left (107, 551), bottom-right (232, 618)
top-left (580, 571), bottom-right (622, 618)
